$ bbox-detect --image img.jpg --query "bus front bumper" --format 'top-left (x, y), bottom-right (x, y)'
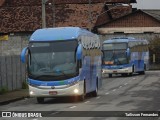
top-left (28, 80), bottom-right (84, 97)
top-left (102, 67), bottom-right (132, 74)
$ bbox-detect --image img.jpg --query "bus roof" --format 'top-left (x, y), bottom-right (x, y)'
top-left (103, 37), bottom-right (147, 44)
top-left (29, 27), bottom-right (93, 42)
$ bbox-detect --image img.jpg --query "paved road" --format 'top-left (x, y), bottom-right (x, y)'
top-left (0, 71), bottom-right (160, 120)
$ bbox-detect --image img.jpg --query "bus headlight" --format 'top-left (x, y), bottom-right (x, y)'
top-left (102, 69), bottom-right (106, 74)
top-left (30, 91), bottom-right (34, 95)
top-left (73, 89), bottom-right (79, 94)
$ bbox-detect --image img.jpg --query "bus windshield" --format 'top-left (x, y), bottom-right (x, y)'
top-left (28, 40), bottom-right (78, 81)
top-left (103, 43), bottom-right (128, 65)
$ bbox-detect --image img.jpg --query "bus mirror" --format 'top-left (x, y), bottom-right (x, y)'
top-left (21, 47), bottom-right (28, 63)
top-left (76, 44), bottom-right (82, 60)
top-left (126, 48), bottom-right (130, 57)
top-left (101, 51), bottom-right (104, 58)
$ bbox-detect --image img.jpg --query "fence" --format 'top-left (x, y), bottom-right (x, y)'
top-left (0, 33), bottom-right (29, 91)
top-left (0, 55), bottom-right (26, 91)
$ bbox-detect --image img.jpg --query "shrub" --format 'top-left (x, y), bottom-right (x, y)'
top-left (0, 86), bottom-right (8, 94)
top-left (22, 81), bottom-right (28, 89)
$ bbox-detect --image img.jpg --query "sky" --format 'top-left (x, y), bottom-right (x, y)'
top-left (132, 0), bottom-right (160, 9)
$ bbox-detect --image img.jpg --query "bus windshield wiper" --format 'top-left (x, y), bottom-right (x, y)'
top-left (34, 75), bottom-right (55, 79)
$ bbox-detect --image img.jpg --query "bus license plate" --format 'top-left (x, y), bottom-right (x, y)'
top-left (49, 91), bottom-right (57, 95)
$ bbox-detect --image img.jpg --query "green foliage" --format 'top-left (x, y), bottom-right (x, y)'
top-left (0, 86), bottom-right (8, 95)
top-left (149, 36), bottom-right (160, 52)
top-left (22, 81), bottom-right (28, 89)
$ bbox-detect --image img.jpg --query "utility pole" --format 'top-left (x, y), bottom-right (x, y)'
top-left (88, 0), bottom-right (92, 31)
top-left (52, 0), bottom-right (55, 27)
top-left (42, 0), bottom-right (48, 28)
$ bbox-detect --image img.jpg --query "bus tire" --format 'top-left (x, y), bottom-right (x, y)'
top-left (140, 71), bottom-right (145, 75)
top-left (139, 71), bottom-right (145, 75)
top-left (121, 73), bottom-right (127, 77)
top-left (37, 97), bottom-right (44, 104)
top-left (141, 64), bottom-right (146, 75)
top-left (109, 74), bottom-right (112, 78)
top-left (129, 66), bottom-right (134, 76)
top-left (79, 93), bottom-right (85, 101)
top-left (139, 64), bottom-right (145, 75)
top-left (92, 79), bottom-right (98, 97)
top-left (129, 73), bottom-right (133, 76)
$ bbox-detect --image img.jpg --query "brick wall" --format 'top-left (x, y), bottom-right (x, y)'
top-left (53, 3), bottom-right (104, 28)
top-left (95, 5), bottom-right (132, 27)
top-left (0, 3), bottom-right (104, 33)
top-left (109, 5), bottom-right (132, 19)
top-left (0, 0), bottom-right (5, 6)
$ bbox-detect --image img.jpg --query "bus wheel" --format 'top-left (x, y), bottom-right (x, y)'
top-left (92, 80), bottom-right (98, 97)
top-left (129, 73), bottom-right (133, 76)
top-left (109, 74), bottom-right (112, 78)
top-left (79, 81), bottom-right (86, 101)
top-left (139, 65), bottom-right (146, 75)
top-left (129, 66), bottom-right (134, 76)
top-left (139, 71), bottom-right (145, 75)
top-left (37, 97), bottom-right (44, 104)
top-left (121, 73), bottom-right (126, 77)
top-left (79, 94), bottom-right (85, 101)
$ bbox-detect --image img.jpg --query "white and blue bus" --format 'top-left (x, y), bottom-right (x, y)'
top-left (21, 27), bottom-right (102, 103)
top-left (102, 37), bottom-right (149, 77)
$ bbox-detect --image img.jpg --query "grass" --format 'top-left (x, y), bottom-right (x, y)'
top-left (22, 81), bottom-right (28, 89)
top-left (0, 86), bottom-right (8, 95)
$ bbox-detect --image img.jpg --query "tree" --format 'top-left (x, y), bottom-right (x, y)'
top-left (149, 36), bottom-right (160, 64)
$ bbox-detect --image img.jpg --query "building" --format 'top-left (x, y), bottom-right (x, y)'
top-left (95, 9), bottom-right (160, 35)
top-left (94, 9), bottom-right (160, 70)
top-left (0, 0), bottom-right (136, 33)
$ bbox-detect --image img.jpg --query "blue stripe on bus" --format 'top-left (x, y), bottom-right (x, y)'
top-left (102, 64), bottom-right (132, 69)
top-left (28, 76), bottom-right (80, 86)
top-left (102, 60), bottom-right (145, 71)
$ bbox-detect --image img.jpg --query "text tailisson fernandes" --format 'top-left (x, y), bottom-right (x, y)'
top-left (125, 112), bottom-right (159, 117)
